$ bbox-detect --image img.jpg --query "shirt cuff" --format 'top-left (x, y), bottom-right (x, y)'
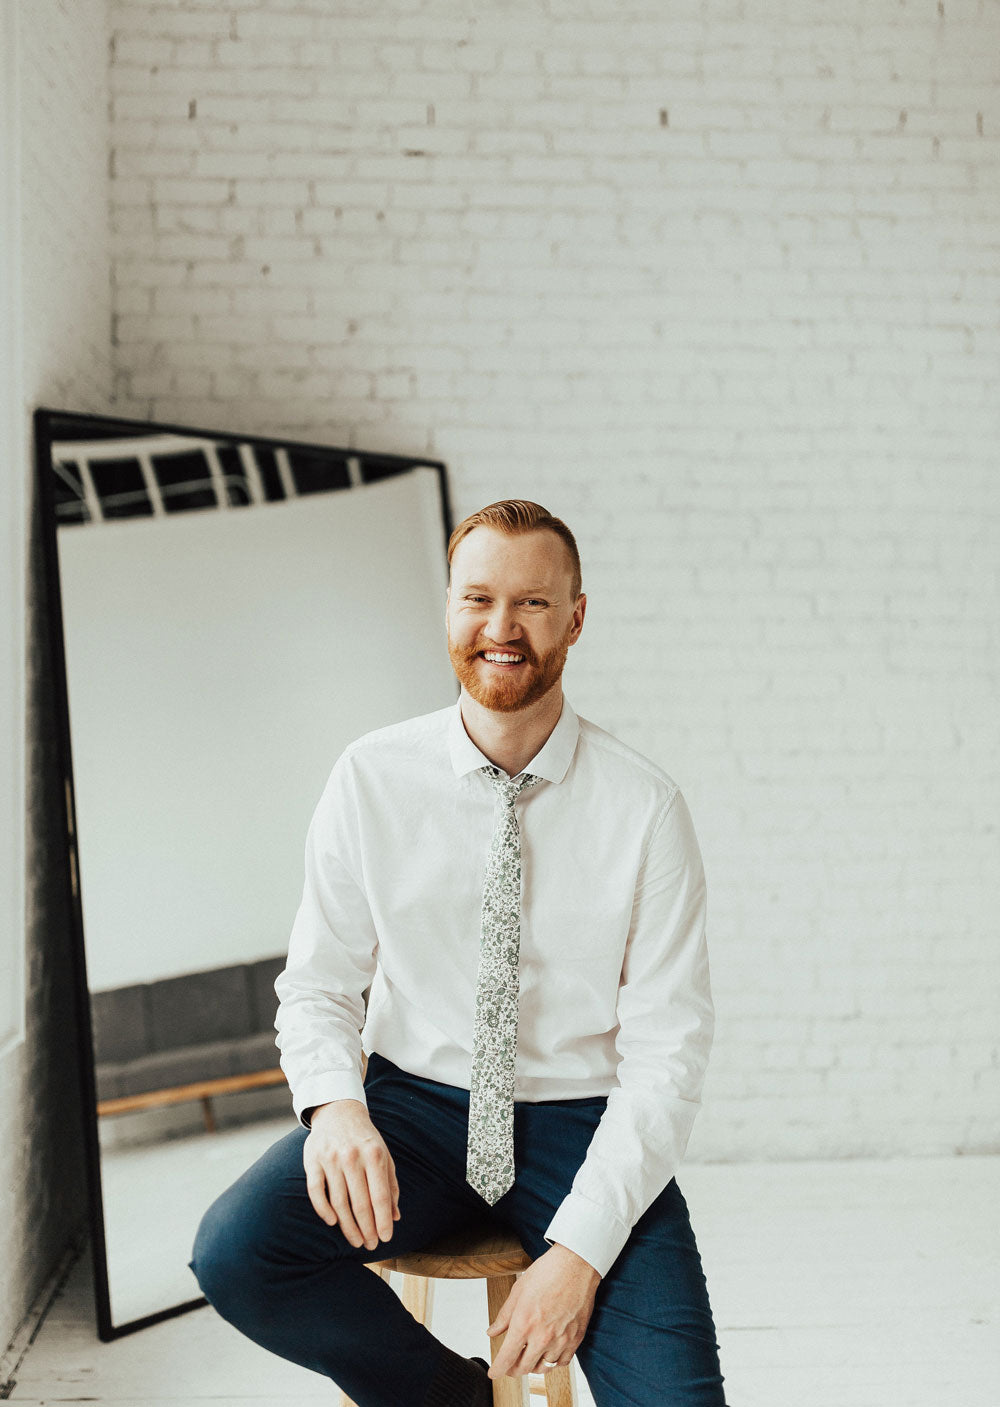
top-left (291, 1069), bottom-right (368, 1127)
top-left (544, 1189), bottom-right (632, 1279)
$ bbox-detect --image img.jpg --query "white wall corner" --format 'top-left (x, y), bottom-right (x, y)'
top-left (0, 0), bottom-right (28, 1056)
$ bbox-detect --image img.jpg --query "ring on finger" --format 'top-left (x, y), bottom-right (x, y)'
top-left (542, 1358), bottom-right (559, 1369)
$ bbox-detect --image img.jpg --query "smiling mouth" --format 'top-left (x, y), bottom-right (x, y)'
top-left (480, 650), bottom-right (526, 666)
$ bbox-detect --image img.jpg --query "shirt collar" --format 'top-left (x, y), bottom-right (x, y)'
top-left (447, 696), bottom-right (580, 784)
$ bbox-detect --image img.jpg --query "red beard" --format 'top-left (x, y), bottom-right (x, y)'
top-left (448, 631), bottom-right (572, 713)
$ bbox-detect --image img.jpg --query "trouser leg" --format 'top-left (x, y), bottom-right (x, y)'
top-left (574, 1179), bottom-right (727, 1407)
top-left (190, 1060), bottom-right (484, 1407)
top-left (192, 1057), bottom-right (726, 1406)
top-left (498, 1100), bottom-right (728, 1407)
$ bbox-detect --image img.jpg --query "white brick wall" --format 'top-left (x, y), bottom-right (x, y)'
top-left (0, 0), bottom-right (112, 1359)
top-left (103, 0), bottom-right (999, 1162)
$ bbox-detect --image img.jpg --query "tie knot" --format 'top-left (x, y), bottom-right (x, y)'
top-left (483, 765), bottom-right (540, 806)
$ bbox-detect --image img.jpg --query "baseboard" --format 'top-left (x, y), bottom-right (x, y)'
top-left (0, 1238), bottom-right (83, 1400)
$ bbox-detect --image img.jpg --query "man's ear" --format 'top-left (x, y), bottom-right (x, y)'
top-left (569, 592), bottom-right (587, 644)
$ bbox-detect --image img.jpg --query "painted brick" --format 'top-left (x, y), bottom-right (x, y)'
top-left (92, 0), bottom-right (1000, 1182)
top-left (4, 0), bottom-right (111, 1360)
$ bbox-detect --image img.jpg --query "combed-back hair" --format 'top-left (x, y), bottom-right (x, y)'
top-left (447, 500), bottom-right (582, 598)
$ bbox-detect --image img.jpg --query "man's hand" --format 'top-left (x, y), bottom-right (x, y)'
top-left (303, 1099), bottom-right (400, 1251)
top-left (486, 1243), bottom-right (601, 1379)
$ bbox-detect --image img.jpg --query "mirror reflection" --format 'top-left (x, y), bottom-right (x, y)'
top-left (38, 411), bottom-right (454, 1336)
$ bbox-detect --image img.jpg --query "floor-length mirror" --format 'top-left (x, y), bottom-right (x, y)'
top-left (35, 410), bottom-right (455, 1339)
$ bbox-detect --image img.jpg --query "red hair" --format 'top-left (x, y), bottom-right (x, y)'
top-left (447, 500), bottom-right (582, 597)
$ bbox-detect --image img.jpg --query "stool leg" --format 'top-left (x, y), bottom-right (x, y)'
top-left (400, 1271), bottom-right (435, 1326)
top-left (542, 1363), bottom-right (577, 1406)
top-left (486, 1275), bottom-right (530, 1407)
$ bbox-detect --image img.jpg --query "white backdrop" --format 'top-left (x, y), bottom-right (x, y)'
top-left (58, 467), bottom-right (454, 991)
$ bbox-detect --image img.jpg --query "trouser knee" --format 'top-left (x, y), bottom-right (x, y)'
top-left (190, 1186), bottom-right (265, 1319)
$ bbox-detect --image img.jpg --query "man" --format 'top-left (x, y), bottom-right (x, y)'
top-left (192, 500), bottom-right (727, 1406)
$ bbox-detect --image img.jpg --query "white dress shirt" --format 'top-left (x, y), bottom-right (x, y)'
top-left (274, 697), bottom-right (714, 1277)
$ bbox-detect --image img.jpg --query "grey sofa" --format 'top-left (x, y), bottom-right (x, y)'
top-left (91, 955), bottom-right (287, 1120)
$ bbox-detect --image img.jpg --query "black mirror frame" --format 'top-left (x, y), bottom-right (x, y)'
top-left (33, 406), bottom-right (452, 1340)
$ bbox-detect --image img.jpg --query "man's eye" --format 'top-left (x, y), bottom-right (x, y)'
top-left (524, 599), bottom-right (547, 607)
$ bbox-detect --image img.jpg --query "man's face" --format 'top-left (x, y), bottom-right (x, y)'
top-left (446, 526), bottom-right (586, 713)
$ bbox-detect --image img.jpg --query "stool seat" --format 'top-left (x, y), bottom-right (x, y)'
top-left (377, 1222), bottom-right (533, 1279)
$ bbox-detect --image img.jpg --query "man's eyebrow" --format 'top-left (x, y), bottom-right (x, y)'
top-left (460, 583), bottom-right (552, 594)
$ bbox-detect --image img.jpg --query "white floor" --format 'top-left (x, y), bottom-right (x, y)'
top-left (7, 1156), bottom-right (998, 1407)
top-left (100, 1113), bottom-right (300, 1325)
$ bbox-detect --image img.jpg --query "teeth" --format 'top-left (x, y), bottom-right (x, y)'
top-left (483, 652), bottom-right (524, 664)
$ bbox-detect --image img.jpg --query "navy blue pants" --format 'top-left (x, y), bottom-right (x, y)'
top-left (191, 1054), bottom-right (726, 1406)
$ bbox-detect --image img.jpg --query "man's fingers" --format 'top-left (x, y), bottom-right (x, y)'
top-left (497, 1341), bottom-right (570, 1380)
top-left (358, 1139), bottom-right (397, 1240)
top-left (389, 1161), bottom-right (401, 1220)
top-left (303, 1116), bottom-right (399, 1248)
top-left (486, 1302), bottom-right (513, 1336)
top-left (326, 1170), bottom-right (368, 1249)
top-left (487, 1308), bottom-right (532, 1377)
top-left (366, 1157), bottom-right (397, 1242)
top-left (487, 1279), bottom-right (518, 1337)
top-left (487, 1340), bottom-right (520, 1379)
top-left (531, 1348), bottom-right (572, 1374)
top-left (304, 1162), bottom-right (337, 1227)
top-left (341, 1159), bottom-right (379, 1249)
top-left (489, 1338), bottom-right (550, 1380)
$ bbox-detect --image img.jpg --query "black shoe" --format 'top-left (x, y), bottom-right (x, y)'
top-left (469, 1356), bottom-right (491, 1404)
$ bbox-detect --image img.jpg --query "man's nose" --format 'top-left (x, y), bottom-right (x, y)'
top-left (484, 603), bottom-right (521, 641)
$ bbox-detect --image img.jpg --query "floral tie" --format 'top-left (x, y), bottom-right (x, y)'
top-left (466, 765), bottom-right (541, 1204)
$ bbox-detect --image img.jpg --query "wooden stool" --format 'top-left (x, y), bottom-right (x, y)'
top-left (340, 1222), bottom-right (578, 1406)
